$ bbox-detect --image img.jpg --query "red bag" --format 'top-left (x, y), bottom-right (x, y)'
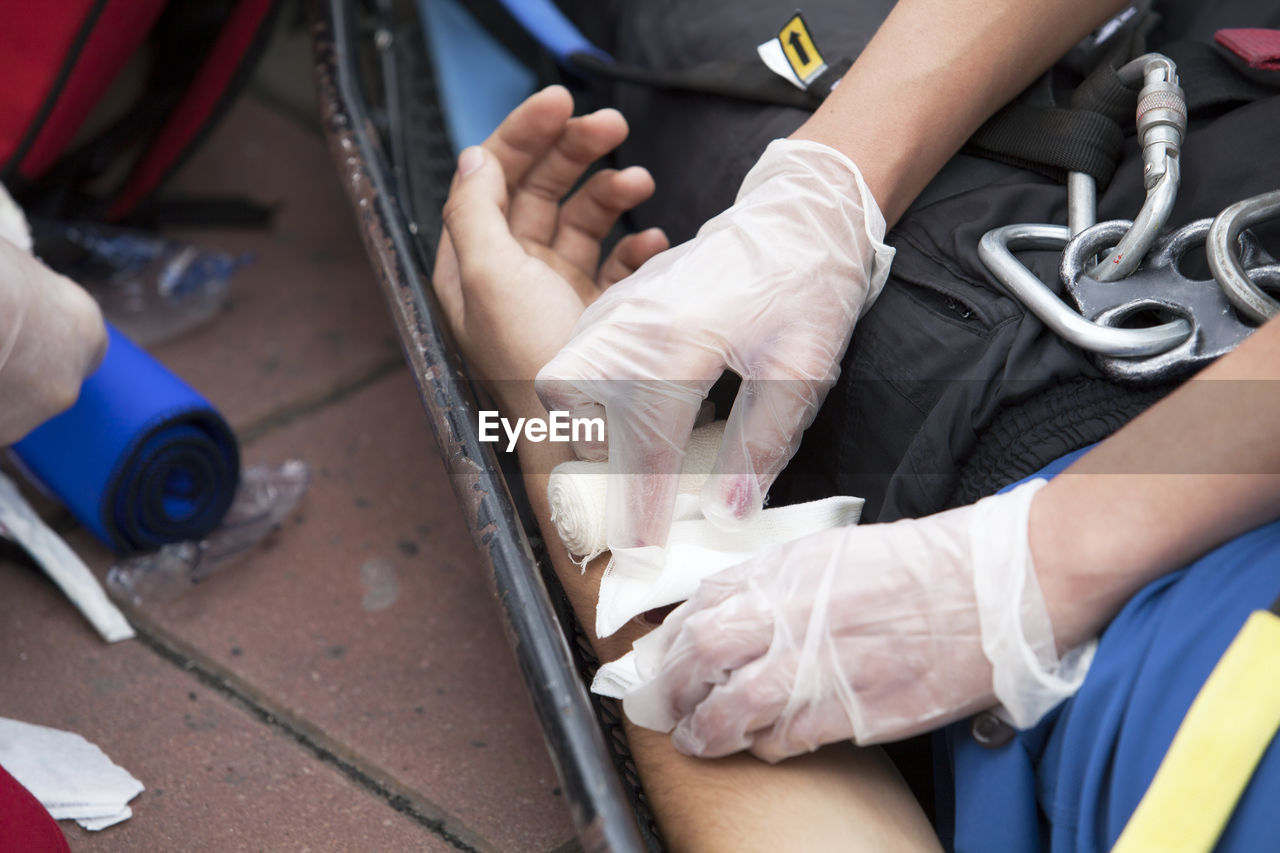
top-left (0, 0), bottom-right (278, 222)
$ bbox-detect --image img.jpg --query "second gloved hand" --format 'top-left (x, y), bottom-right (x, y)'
top-left (536, 139), bottom-right (895, 548)
top-left (0, 228), bottom-right (107, 446)
top-left (621, 480), bottom-right (1095, 763)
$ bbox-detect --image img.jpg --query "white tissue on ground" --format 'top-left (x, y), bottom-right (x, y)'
top-left (0, 470), bottom-right (134, 643)
top-left (0, 717), bottom-right (144, 830)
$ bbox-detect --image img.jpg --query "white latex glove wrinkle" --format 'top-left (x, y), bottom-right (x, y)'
top-left (621, 480), bottom-right (1096, 763)
top-left (537, 138), bottom-right (894, 549)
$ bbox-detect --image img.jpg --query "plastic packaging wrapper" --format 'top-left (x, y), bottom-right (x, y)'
top-left (13, 325), bottom-right (240, 553)
top-left (106, 460), bottom-right (310, 606)
top-left (31, 219), bottom-right (249, 347)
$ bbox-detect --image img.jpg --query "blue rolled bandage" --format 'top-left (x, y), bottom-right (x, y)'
top-left (13, 324), bottom-right (240, 554)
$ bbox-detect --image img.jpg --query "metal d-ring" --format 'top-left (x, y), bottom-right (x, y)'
top-left (978, 222), bottom-right (1191, 357)
top-left (1062, 219), bottom-right (1257, 383)
top-left (1208, 189), bottom-right (1280, 324)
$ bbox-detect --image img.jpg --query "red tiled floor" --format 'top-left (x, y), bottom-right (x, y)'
top-left (187, 368), bottom-right (574, 848)
top-left (146, 98), bottom-right (404, 434)
top-left (69, 370), bottom-right (575, 851)
top-left (0, 555), bottom-right (453, 853)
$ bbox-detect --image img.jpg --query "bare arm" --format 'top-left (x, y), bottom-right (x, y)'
top-left (1034, 315), bottom-right (1280, 650)
top-left (794, 0), bottom-right (1129, 224)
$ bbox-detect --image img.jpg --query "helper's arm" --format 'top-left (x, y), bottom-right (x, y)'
top-left (631, 317), bottom-right (1280, 761)
top-left (794, 0), bottom-right (1129, 224)
top-left (1035, 314), bottom-right (1280, 651)
top-left (534, 0), bottom-right (1132, 548)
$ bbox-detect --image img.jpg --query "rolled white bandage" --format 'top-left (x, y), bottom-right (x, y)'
top-left (548, 422), bottom-right (725, 563)
top-left (549, 420), bottom-right (864, 641)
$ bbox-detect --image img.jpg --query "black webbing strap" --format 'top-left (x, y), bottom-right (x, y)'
top-left (963, 105), bottom-right (1128, 185)
top-left (964, 36), bottom-right (1280, 187)
top-left (962, 13), bottom-right (1149, 187)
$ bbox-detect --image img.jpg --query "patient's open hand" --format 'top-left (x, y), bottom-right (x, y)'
top-left (433, 86), bottom-right (668, 412)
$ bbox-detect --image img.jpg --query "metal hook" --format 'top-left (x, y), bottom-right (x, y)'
top-left (1087, 53), bottom-right (1187, 282)
top-left (978, 222), bottom-right (1191, 357)
top-left (1062, 219), bottom-right (1257, 383)
top-left (1208, 189), bottom-right (1280, 324)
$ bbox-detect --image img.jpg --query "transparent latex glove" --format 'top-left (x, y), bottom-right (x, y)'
top-left (0, 235), bottom-right (108, 445)
top-left (623, 479), bottom-right (1095, 763)
top-left (535, 139), bottom-right (895, 548)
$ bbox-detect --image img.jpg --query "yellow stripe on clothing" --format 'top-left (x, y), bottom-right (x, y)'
top-left (1113, 610), bottom-right (1280, 853)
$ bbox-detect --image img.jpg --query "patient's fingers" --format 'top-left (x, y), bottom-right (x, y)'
top-left (553, 166), bottom-right (656, 275)
top-left (483, 85), bottom-right (574, 194)
top-left (508, 108), bottom-right (629, 246)
top-left (598, 228), bottom-right (670, 288)
top-left (441, 148), bottom-right (525, 297)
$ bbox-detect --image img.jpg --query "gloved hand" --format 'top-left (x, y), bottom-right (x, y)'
top-left (620, 479), bottom-right (1095, 763)
top-left (0, 233), bottom-right (108, 445)
top-left (535, 139), bottom-right (895, 548)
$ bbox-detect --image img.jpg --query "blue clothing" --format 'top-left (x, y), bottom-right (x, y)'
top-left (938, 451), bottom-right (1280, 852)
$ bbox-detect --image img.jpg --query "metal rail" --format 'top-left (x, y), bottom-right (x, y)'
top-left (309, 2), bottom-right (647, 849)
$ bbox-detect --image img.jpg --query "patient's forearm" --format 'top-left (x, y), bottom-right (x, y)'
top-left (1033, 316), bottom-right (1280, 650)
top-left (498, 386), bottom-right (940, 852)
top-left (794, 0), bottom-right (1127, 224)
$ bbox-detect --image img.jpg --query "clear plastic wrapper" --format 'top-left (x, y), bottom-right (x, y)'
top-left (31, 219), bottom-right (250, 347)
top-left (106, 460), bottom-right (310, 606)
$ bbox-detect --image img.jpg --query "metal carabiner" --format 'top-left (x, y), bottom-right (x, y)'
top-left (1208, 189), bottom-right (1280, 324)
top-left (978, 222), bottom-right (1191, 357)
top-left (1087, 53), bottom-right (1187, 282)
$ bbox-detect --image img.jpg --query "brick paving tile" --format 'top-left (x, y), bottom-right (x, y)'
top-left (68, 371), bottom-right (575, 851)
top-left (143, 97), bottom-right (403, 434)
top-left (0, 552), bottom-right (455, 853)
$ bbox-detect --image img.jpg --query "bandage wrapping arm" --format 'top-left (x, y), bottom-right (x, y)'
top-left (549, 422), bottom-right (863, 638)
top-left (536, 138), bottom-right (895, 549)
top-left (14, 325), bottom-right (240, 554)
top-left (613, 480), bottom-right (1095, 763)
top-left (549, 423), bottom-right (730, 563)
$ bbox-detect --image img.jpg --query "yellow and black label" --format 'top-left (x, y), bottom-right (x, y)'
top-left (778, 13), bottom-right (826, 84)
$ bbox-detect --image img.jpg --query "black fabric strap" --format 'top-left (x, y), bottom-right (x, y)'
top-left (962, 36), bottom-right (1280, 187)
top-left (1070, 66), bottom-right (1136, 124)
top-left (963, 105), bottom-right (1128, 185)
